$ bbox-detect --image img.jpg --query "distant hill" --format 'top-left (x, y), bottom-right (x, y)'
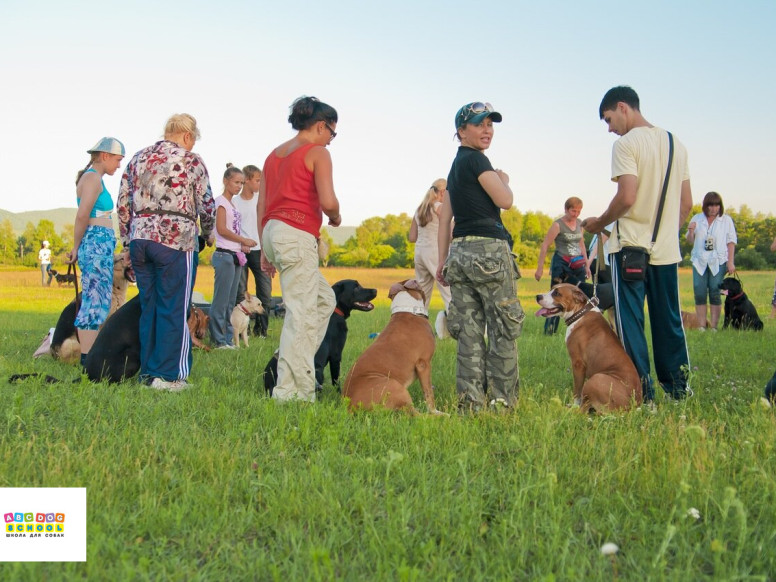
top-left (1, 208), bottom-right (359, 244)
top-left (322, 225), bottom-right (356, 245)
top-left (0, 208), bottom-right (77, 234)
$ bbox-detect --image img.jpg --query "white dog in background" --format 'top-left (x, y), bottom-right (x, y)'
top-left (231, 294), bottom-right (264, 348)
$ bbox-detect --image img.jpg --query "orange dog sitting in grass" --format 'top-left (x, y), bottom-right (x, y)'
top-left (343, 279), bottom-right (446, 415)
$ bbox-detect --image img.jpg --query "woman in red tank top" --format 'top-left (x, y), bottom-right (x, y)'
top-left (258, 96), bottom-right (342, 402)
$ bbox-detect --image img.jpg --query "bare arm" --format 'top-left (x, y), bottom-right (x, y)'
top-left (256, 173), bottom-right (276, 278)
top-left (534, 222), bottom-right (560, 281)
top-left (686, 216), bottom-right (697, 243)
top-left (726, 241), bottom-right (736, 274)
top-left (436, 192), bottom-right (454, 286)
top-left (478, 169), bottom-right (513, 209)
top-left (679, 179), bottom-right (692, 228)
top-left (581, 174), bottom-right (637, 234)
top-left (408, 216), bottom-right (418, 243)
top-left (215, 206), bottom-right (256, 248)
top-left (309, 146), bottom-right (341, 226)
top-left (69, 172), bottom-right (101, 263)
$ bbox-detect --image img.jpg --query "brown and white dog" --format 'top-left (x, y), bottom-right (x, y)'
top-left (110, 252), bottom-right (135, 316)
top-left (188, 304), bottom-right (211, 351)
top-left (681, 310), bottom-right (705, 330)
top-left (342, 279), bottom-right (445, 415)
top-left (536, 283), bottom-right (642, 413)
top-left (34, 253), bottom-right (136, 363)
top-left (231, 294), bottom-right (264, 348)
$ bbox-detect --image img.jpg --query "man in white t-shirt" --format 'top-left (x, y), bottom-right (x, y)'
top-left (232, 165), bottom-right (272, 337)
top-left (583, 86), bottom-right (693, 403)
top-left (38, 240), bottom-right (52, 286)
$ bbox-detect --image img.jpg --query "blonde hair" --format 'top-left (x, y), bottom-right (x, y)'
top-left (164, 113), bottom-right (201, 140)
top-left (75, 152), bottom-right (102, 185)
top-left (417, 179), bottom-right (446, 227)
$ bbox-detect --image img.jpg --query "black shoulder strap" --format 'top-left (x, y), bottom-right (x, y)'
top-left (651, 131), bottom-right (674, 245)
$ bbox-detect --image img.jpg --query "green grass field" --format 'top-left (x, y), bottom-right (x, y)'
top-left (1, 267), bottom-right (775, 580)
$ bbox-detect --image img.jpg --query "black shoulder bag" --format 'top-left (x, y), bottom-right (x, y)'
top-left (619, 131), bottom-right (674, 281)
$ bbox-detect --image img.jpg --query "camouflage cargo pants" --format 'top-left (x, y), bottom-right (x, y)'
top-left (442, 237), bottom-right (525, 411)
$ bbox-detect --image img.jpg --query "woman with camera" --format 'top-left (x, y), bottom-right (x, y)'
top-left (686, 191), bottom-right (737, 331)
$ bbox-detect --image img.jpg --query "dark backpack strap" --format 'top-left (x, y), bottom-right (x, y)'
top-left (651, 131), bottom-right (674, 244)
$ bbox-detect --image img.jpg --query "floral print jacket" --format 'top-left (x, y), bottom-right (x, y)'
top-left (118, 140), bottom-right (215, 252)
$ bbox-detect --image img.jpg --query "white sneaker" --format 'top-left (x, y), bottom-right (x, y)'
top-left (149, 378), bottom-right (190, 392)
top-left (216, 344), bottom-right (237, 350)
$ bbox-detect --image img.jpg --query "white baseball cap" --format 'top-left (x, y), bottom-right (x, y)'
top-left (87, 137), bottom-right (125, 156)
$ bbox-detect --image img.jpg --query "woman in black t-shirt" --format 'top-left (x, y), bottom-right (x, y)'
top-left (436, 102), bottom-right (525, 413)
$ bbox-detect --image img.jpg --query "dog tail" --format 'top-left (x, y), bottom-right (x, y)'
top-left (9, 373), bottom-right (63, 384)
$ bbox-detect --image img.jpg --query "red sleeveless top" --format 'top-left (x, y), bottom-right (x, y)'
top-left (262, 142), bottom-right (322, 238)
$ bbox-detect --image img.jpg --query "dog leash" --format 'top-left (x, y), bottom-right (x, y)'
top-left (67, 261), bottom-right (80, 301)
top-left (731, 271), bottom-right (743, 290)
top-left (592, 235), bottom-right (603, 300)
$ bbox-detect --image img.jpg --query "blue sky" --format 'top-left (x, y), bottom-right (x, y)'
top-left (1, 0), bottom-right (774, 226)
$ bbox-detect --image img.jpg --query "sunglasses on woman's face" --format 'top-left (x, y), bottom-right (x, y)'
top-left (324, 123), bottom-right (337, 140)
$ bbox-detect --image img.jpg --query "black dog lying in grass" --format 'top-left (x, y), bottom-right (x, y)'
top-left (263, 279), bottom-right (377, 395)
top-left (719, 277), bottom-right (763, 331)
top-left (13, 296), bottom-right (142, 385)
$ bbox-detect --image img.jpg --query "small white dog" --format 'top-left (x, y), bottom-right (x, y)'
top-left (231, 294), bottom-right (264, 348)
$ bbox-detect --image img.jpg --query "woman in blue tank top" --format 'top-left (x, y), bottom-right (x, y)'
top-left (68, 137), bottom-right (125, 367)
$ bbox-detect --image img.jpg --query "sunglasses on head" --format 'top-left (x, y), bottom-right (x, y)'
top-left (462, 102), bottom-right (494, 118)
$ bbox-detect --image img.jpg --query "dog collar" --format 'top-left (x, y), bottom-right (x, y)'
top-left (238, 303), bottom-right (252, 316)
top-left (729, 292), bottom-right (744, 301)
top-left (390, 292), bottom-right (429, 318)
top-left (564, 296), bottom-right (599, 326)
top-left (334, 307), bottom-right (345, 317)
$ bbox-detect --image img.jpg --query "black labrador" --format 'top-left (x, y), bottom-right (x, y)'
top-left (263, 279), bottom-right (377, 395)
top-left (83, 295), bottom-right (142, 382)
top-left (719, 277), bottom-right (763, 331)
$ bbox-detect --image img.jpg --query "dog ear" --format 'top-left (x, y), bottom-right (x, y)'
top-left (388, 282), bottom-right (404, 300)
top-left (572, 286), bottom-right (589, 305)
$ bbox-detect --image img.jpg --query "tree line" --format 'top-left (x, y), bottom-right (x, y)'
top-left (3, 204), bottom-right (775, 270)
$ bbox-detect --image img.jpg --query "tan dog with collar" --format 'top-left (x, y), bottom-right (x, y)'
top-left (343, 279), bottom-right (445, 415)
top-left (536, 283), bottom-right (641, 413)
top-left (231, 294), bottom-right (264, 348)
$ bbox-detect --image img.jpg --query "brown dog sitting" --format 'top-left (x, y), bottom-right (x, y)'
top-left (536, 283), bottom-right (642, 413)
top-left (343, 279), bottom-right (445, 415)
top-left (681, 310), bottom-right (705, 330)
top-left (188, 305), bottom-right (211, 351)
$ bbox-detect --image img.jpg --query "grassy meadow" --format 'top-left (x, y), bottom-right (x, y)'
top-left (1, 267), bottom-right (776, 580)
